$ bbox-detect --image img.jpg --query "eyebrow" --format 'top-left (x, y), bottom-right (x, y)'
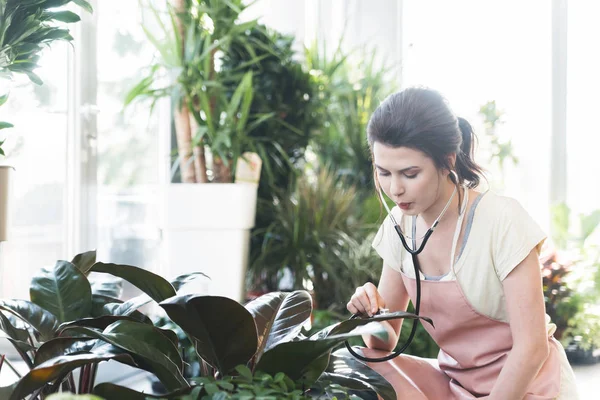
top-left (374, 164), bottom-right (419, 173)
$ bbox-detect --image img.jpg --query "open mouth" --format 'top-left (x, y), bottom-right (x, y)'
top-left (398, 202), bottom-right (412, 210)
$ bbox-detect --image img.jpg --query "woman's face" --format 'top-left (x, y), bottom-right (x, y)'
top-left (372, 142), bottom-right (445, 216)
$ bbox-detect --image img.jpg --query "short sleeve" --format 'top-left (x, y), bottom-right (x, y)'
top-left (371, 208), bottom-right (404, 272)
top-left (492, 198), bottom-right (547, 281)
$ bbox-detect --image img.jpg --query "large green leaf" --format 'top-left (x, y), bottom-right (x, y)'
top-left (102, 293), bottom-right (153, 317)
top-left (71, 250), bottom-right (97, 275)
top-left (90, 294), bottom-right (151, 324)
top-left (323, 348), bottom-right (396, 400)
top-left (160, 295), bottom-right (258, 376)
top-left (0, 299), bottom-right (59, 341)
top-left (170, 272), bottom-right (210, 292)
top-left (244, 290), bottom-right (312, 361)
top-left (255, 323), bottom-right (387, 382)
top-left (6, 351), bottom-right (135, 400)
top-left (0, 309), bottom-right (30, 343)
top-left (93, 383), bottom-right (200, 399)
top-left (321, 311), bottom-right (434, 338)
top-left (64, 320), bottom-right (187, 391)
top-left (72, 0), bottom-right (94, 14)
top-left (90, 263), bottom-right (176, 303)
top-left (34, 337), bottom-right (97, 366)
top-left (30, 260), bottom-right (92, 323)
top-left (90, 279), bottom-right (123, 299)
top-left (57, 315), bottom-right (150, 335)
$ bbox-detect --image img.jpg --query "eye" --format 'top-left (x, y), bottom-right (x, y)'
top-left (377, 170), bottom-right (390, 177)
top-left (404, 173), bottom-right (418, 179)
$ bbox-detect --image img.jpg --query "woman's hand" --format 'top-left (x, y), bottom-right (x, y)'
top-left (347, 282), bottom-right (386, 317)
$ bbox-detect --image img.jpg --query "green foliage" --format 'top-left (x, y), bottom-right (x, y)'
top-left (547, 203), bottom-right (600, 346)
top-left (304, 39), bottom-right (397, 192)
top-left (0, 0), bottom-right (91, 155)
top-left (250, 168), bottom-right (381, 311)
top-left (478, 100), bottom-right (518, 172)
top-left (0, 251), bottom-right (411, 400)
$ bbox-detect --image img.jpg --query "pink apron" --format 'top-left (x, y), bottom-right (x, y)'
top-left (362, 191), bottom-right (561, 399)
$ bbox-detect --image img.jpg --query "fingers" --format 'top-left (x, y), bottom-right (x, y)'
top-left (346, 283), bottom-right (385, 317)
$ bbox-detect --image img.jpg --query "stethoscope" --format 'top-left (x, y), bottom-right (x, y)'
top-left (345, 171), bottom-right (464, 363)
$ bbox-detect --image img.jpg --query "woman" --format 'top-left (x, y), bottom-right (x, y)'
top-left (347, 87), bottom-right (578, 399)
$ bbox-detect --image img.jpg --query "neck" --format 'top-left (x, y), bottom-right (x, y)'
top-left (420, 180), bottom-right (461, 227)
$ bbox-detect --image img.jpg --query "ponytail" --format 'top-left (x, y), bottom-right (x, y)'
top-left (455, 117), bottom-right (483, 189)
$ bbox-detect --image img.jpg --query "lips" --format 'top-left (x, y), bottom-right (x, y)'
top-left (398, 202), bottom-right (412, 210)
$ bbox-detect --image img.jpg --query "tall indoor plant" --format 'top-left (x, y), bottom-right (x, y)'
top-left (126, 0), bottom-right (317, 301)
top-left (0, 0), bottom-right (91, 241)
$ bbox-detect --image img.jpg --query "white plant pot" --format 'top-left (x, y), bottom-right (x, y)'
top-left (0, 166), bottom-right (13, 242)
top-left (160, 183), bottom-right (258, 301)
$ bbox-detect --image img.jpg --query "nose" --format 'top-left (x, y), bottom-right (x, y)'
top-left (389, 175), bottom-right (405, 199)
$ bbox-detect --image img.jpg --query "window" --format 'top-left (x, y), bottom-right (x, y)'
top-left (402, 0), bottom-right (552, 231)
top-left (0, 43), bottom-right (70, 299)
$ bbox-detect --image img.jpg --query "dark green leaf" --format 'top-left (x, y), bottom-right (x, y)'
top-left (30, 260), bottom-right (92, 323)
top-left (0, 309), bottom-right (30, 343)
top-left (44, 11), bottom-right (81, 23)
top-left (90, 295), bottom-right (151, 324)
top-left (0, 122), bottom-right (14, 130)
top-left (6, 338), bottom-right (36, 354)
top-left (91, 263), bottom-right (176, 303)
top-left (244, 291), bottom-right (312, 361)
top-left (93, 383), bottom-right (200, 399)
top-left (8, 352), bottom-right (135, 400)
top-left (170, 272), bottom-right (210, 292)
top-left (71, 250), bottom-right (96, 275)
top-left (34, 337), bottom-right (96, 366)
top-left (0, 299), bottom-right (59, 341)
top-left (90, 278), bottom-right (123, 298)
top-left (256, 323), bottom-right (387, 382)
top-left (72, 0), bottom-right (94, 13)
top-left (160, 295), bottom-right (258, 376)
top-left (64, 320), bottom-right (187, 391)
top-left (0, 94), bottom-right (9, 106)
top-left (57, 315), bottom-right (150, 335)
top-left (323, 348), bottom-right (396, 400)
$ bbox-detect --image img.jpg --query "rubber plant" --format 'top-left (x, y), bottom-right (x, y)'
top-left (0, 0), bottom-right (92, 156)
top-left (0, 251), bottom-right (432, 400)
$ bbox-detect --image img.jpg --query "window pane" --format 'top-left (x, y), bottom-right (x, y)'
top-left (567, 2), bottom-right (600, 216)
top-left (402, 0), bottom-right (552, 230)
top-left (95, 1), bottom-right (162, 297)
top-left (0, 43), bottom-right (69, 299)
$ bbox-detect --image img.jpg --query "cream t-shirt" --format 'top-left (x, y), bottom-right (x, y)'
top-left (371, 190), bottom-right (546, 322)
top-left (371, 190), bottom-right (580, 399)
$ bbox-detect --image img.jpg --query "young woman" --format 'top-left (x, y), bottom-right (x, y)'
top-left (347, 87), bottom-right (578, 399)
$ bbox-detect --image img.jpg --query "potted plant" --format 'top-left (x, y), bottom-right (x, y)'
top-left (0, 0), bottom-right (91, 241)
top-left (0, 250), bottom-right (430, 399)
top-left (126, 0), bottom-right (317, 301)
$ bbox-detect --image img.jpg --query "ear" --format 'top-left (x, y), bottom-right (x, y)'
top-left (446, 153), bottom-right (457, 173)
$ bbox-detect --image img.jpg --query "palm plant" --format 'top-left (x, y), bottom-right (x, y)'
top-left (126, 0), bottom-right (314, 184)
top-left (0, 0), bottom-right (92, 156)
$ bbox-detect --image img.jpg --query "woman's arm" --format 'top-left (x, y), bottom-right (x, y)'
top-left (363, 262), bottom-right (410, 351)
top-left (488, 249), bottom-right (550, 400)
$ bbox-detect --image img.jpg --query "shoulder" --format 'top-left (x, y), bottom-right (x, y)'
top-left (475, 190), bottom-right (530, 223)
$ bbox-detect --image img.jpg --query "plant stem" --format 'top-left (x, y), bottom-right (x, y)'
top-left (78, 364), bottom-right (90, 393)
top-left (2, 356), bottom-right (22, 378)
top-left (68, 372), bottom-right (77, 393)
top-left (88, 362), bottom-right (98, 391)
